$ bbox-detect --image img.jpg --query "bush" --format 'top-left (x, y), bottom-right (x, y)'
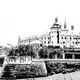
top-left (45, 61), bottom-right (80, 75)
top-left (38, 49), bottom-right (48, 59)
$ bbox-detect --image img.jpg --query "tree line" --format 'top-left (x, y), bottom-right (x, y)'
top-left (8, 45), bottom-right (63, 59)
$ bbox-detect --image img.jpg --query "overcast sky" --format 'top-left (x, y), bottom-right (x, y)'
top-left (0, 0), bottom-right (80, 46)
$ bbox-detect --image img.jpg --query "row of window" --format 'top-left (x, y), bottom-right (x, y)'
top-left (73, 42), bottom-right (80, 44)
top-left (61, 36), bottom-right (80, 40)
top-left (61, 42), bottom-right (65, 44)
top-left (73, 37), bottom-right (80, 40)
top-left (44, 41), bottom-right (50, 44)
top-left (61, 41), bottom-right (80, 45)
top-left (44, 41), bottom-right (80, 45)
top-left (42, 36), bottom-right (80, 41)
top-left (42, 37), bottom-right (50, 40)
top-left (61, 37), bottom-right (71, 40)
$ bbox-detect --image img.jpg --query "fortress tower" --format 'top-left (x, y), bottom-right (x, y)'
top-left (50, 18), bottom-right (61, 46)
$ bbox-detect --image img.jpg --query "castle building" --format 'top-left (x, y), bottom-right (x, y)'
top-left (18, 18), bottom-right (80, 48)
top-left (41, 33), bottom-right (51, 46)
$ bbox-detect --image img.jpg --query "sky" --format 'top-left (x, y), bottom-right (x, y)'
top-left (0, 0), bottom-right (80, 46)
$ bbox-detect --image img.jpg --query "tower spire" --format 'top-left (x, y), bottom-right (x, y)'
top-left (18, 36), bottom-right (21, 45)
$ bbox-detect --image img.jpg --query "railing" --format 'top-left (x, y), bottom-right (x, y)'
top-left (32, 59), bottom-right (80, 63)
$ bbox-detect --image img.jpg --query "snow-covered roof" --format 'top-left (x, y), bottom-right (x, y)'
top-left (30, 40), bottom-right (42, 44)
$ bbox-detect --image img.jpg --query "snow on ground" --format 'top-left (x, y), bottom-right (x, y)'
top-left (34, 71), bottom-right (80, 80)
top-left (16, 71), bottom-right (80, 80)
top-left (0, 67), bottom-right (80, 80)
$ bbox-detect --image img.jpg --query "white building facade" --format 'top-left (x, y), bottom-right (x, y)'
top-left (19, 18), bottom-right (80, 48)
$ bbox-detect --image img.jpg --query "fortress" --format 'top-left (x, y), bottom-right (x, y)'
top-left (18, 18), bottom-right (80, 48)
top-left (2, 18), bottom-right (80, 64)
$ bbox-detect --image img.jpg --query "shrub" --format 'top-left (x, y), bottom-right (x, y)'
top-left (2, 61), bottom-right (47, 78)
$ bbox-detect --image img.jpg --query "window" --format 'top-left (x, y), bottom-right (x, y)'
top-left (52, 41), bottom-right (53, 43)
top-left (45, 37), bottom-right (46, 39)
top-left (44, 41), bottom-right (46, 43)
top-left (78, 38), bottom-right (80, 39)
top-left (40, 44), bottom-right (42, 46)
top-left (52, 36), bottom-right (53, 38)
top-left (63, 41), bottom-right (65, 44)
top-left (78, 42), bottom-right (80, 44)
top-left (70, 37), bottom-right (72, 40)
top-left (73, 42), bottom-right (74, 44)
top-left (48, 37), bottom-right (50, 39)
top-left (48, 41), bottom-right (50, 44)
top-left (73, 37), bottom-right (77, 40)
top-left (75, 42), bottom-right (77, 44)
top-left (62, 37), bottom-right (63, 39)
top-left (65, 37), bottom-right (66, 39)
